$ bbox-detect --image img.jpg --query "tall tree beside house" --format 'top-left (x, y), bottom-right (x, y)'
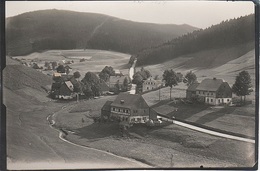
top-left (163, 69), bottom-right (178, 100)
top-left (183, 71), bottom-right (197, 86)
top-left (232, 70), bottom-right (253, 104)
top-left (99, 72), bottom-right (110, 82)
top-left (99, 66), bottom-right (116, 81)
top-left (51, 61), bottom-right (57, 70)
top-left (81, 72), bottom-right (101, 97)
top-left (122, 77), bottom-right (130, 92)
top-left (44, 61), bottom-right (50, 68)
top-left (140, 67), bottom-right (152, 79)
top-left (82, 81), bottom-right (93, 98)
top-left (56, 65), bottom-right (65, 73)
top-left (73, 71), bottom-right (81, 79)
top-left (114, 80), bottom-right (121, 94)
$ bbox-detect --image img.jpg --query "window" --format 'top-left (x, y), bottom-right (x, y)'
top-left (199, 91), bottom-right (200, 94)
top-left (211, 99), bottom-right (213, 102)
top-left (207, 98), bottom-right (209, 102)
top-left (123, 109), bottom-right (125, 113)
top-left (203, 92), bottom-right (205, 95)
top-left (137, 118), bottom-right (141, 121)
top-left (112, 108), bottom-right (115, 111)
top-left (218, 99), bottom-right (220, 103)
top-left (147, 87), bottom-right (149, 90)
top-left (227, 99), bottom-right (230, 102)
top-left (211, 92), bottom-right (213, 95)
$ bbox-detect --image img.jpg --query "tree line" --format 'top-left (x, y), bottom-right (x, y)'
top-left (135, 14), bottom-right (254, 66)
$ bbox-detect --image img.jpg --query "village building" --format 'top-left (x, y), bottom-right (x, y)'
top-left (142, 77), bottom-right (163, 92)
top-left (186, 82), bottom-right (200, 99)
top-left (101, 93), bottom-right (150, 126)
top-left (195, 78), bottom-right (232, 105)
top-left (58, 81), bottom-right (75, 99)
top-left (108, 75), bottom-right (131, 92)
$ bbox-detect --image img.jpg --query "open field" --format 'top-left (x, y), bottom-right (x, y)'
top-left (140, 48), bottom-right (255, 89)
top-left (12, 49), bottom-right (131, 76)
top-left (52, 97), bottom-right (255, 168)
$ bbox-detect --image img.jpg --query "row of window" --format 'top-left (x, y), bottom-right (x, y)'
top-left (130, 116), bottom-right (147, 122)
top-left (206, 98), bottom-right (230, 103)
top-left (112, 107), bottom-right (129, 113)
top-left (144, 82), bottom-right (156, 85)
top-left (198, 91), bottom-right (214, 95)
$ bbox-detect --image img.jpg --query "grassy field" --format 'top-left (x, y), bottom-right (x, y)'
top-left (140, 48), bottom-right (255, 89)
top-left (52, 97), bottom-right (255, 167)
top-left (49, 93), bottom-right (256, 168)
top-left (13, 49), bottom-right (131, 77)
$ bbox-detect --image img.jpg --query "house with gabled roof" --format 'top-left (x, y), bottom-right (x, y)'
top-left (58, 81), bottom-right (75, 99)
top-left (102, 93), bottom-right (150, 126)
top-left (186, 82), bottom-right (200, 99)
top-left (142, 77), bottom-right (163, 92)
top-left (195, 78), bottom-right (232, 105)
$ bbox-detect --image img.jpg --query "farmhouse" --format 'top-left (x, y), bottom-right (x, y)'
top-left (195, 78), bottom-right (232, 105)
top-left (101, 93), bottom-right (150, 126)
top-left (142, 77), bottom-right (163, 92)
top-left (108, 75), bottom-right (131, 92)
top-left (186, 82), bottom-right (200, 99)
top-left (58, 81), bottom-right (75, 99)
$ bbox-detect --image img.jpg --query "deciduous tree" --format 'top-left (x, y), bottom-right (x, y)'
top-left (183, 71), bottom-right (197, 86)
top-left (232, 70), bottom-right (253, 104)
top-left (163, 69), bottom-right (178, 100)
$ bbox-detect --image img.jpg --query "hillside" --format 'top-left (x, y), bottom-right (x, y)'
top-left (135, 14), bottom-right (254, 66)
top-left (3, 57), bottom-right (52, 105)
top-left (6, 9), bottom-right (197, 56)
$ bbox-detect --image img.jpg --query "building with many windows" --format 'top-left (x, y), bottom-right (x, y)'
top-left (195, 78), bottom-right (232, 105)
top-left (101, 93), bottom-right (150, 126)
top-left (142, 77), bottom-right (163, 92)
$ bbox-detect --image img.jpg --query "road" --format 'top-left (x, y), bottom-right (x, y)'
top-left (7, 101), bottom-right (150, 170)
top-left (128, 59), bottom-right (137, 94)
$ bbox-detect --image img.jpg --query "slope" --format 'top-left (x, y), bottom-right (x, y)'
top-left (135, 14), bottom-right (254, 66)
top-left (6, 9), bottom-right (197, 56)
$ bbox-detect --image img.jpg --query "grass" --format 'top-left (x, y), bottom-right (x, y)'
top-left (13, 49), bottom-right (131, 78)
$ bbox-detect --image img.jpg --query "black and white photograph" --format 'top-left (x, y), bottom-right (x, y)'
top-left (3, 1), bottom-right (257, 170)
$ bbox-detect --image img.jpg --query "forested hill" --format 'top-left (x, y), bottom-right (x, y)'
top-left (6, 9), bottom-right (197, 56)
top-left (135, 14), bottom-right (255, 66)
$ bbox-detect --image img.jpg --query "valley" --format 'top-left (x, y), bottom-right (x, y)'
top-left (4, 46), bottom-right (256, 169)
top-left (4, 7), bottom-right (257, 170)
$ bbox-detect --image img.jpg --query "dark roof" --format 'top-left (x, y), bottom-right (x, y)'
top-left (187, 82), bottom-right (200, 91)
top-left (111, 93), bottom-right (149, 109)
top-left (196, 78), bottom-right (224, 91)
top-left (100, 79), bottom-right (110, 91)
top-left (102, 101), bottom-right (113, 111)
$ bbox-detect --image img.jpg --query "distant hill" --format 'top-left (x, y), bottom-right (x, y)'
top-left (135, 14), bottom-right (255, 66)
top-left (6, 9), bottom-right (197, 56)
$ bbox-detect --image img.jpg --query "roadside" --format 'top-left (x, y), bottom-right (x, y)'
top-left (52, 96), bottom-right (255, 168)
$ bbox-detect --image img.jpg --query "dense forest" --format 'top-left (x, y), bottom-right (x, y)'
top-left (6, 9), bottom-right (197, 56)
top-left (135, 14), bottom-right (255, 66)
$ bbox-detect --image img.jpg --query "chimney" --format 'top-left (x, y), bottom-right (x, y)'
top-left (120, 100), bottom-right (124, 104)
